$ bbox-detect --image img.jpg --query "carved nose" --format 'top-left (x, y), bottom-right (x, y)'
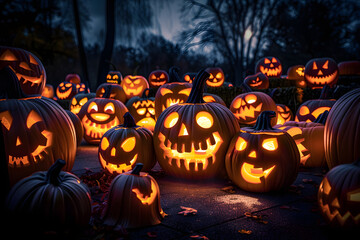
top-left (178, 124), bottom-right (188, 136)
top-left (16, 137), bottom-right (22, 146)
top-left (318, 70), bottom-right (323, 76)
top-left (248, 151), bottom-right (257, 158)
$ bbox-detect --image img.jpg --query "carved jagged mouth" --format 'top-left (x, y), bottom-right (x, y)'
top-left (233, 103), bottom-right (263, 120)
top-left (123, 85), bottom-right (143, 95)
top-left (82, 115), bottom-right (119, 140)
top-left (56, 87), bottom-right (72, 99)
top-left (305, 71), bottom-right (338, 85)
top-left (99, 152), bottom-right (137, 174)
top-left (151, 81), bottom-right (166, 86)
top-left (8, 130), bottom-right (52, 167)
top-left (250, 81), bottom-right (262, 87)
top-left (70, 105), bottom-right (81, 115)
top-left (319, 199), bottom-right (360, 226)
top-left (260, 66), bottom-right (282, 76)
top-left (294, 138), bottom-right (310, 165)
top-left (158, 132), bottom-right (223, 171)
top-left (241, 162), bottom-right (275, 184)
top-left (162, 98), bottom-right (185, 111)
top-left (8, 66), bottom-right (43, 87)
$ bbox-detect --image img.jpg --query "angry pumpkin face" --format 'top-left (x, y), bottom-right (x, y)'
top-left (0, 46), bottom-right (46, 95)
top-left (148, 70), bottom-right (168, 88)
top-left (121, 75), bottom-right (149, 100)
top-left (305, 58), bottom-right (339, 89)
top-left (255, 57), bottom-right (282, 78)
top-left (276, 104), bottom-right (293, 125)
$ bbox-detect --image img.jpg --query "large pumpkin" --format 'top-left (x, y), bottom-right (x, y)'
top-left (304, 58), bottom-right (339, 89)
top-left (324, 88), bottom-right (360, 169)
top-left (77, 87), bottom-right (128, 144)
top-left (154, 67), bottom-right (192, 119)
top-left (154, 70), bottom-right (240, 179)
top-left (0, 46), bottom-right (46, 95)
top-left (226, 111), bottom-right (299, 192)
top-left (102, 163), bottom-right (165, 228)
top-left (98, 112), bottom-right (156, 174)
top-left (318, 159), bottom-right (360, 227)
top-left (5, 159), bottom-right (91, 232)
top-left (255, 57), bottom-right (282, 78)
top-left (0, 67), bottom-right (76, 186)
top-left (229, 83), bottom-right (277, 126)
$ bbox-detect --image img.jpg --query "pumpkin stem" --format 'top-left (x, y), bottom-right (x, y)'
top-left (0, 67), bottom-right (29, 99)
top-left (253, 111), bottom-right (276, 131)
top-left (46, 159), bottom-right (66, 185)
top-left (240, 82), bottom-right (253, 93)
top-left (131, 163), bottom-right (144, 175)
top-left (186, 69), bottom-right (210, 104)
top-left (168, 66), bottom-right (183, 83)
top-left (122, 112), bottom-right (137, 128)
top-left (102, 85), bottom-right (112, 99)
top-left (314, 110), bottom-right (329, 124)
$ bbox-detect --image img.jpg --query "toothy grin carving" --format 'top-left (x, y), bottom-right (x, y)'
top-left (99, 152), bottom-right (137, 173)
top-left (233, 103), bottom-right (263, 120)
top-left (82, 115), bottom-right (119, 140)
top-left (305, 71), bottom-right (338, 85)
top-left (162, 98), bottom-right (185, 111)
top-left (158, 132), bottom-right (222, 171)
top-left (260, 66), bottom-right (282, 77)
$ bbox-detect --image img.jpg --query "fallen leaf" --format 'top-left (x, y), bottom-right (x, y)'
top-left (190, 234), bottom-right (209, 240)
top-left (238, 229), bottom-right (252, 235)
top-left (244, 212), bottom-right (268, 224)
top-left (221, 186), bottom-right (235, 193)
top-left (178, 206), bottom-right (198, 216)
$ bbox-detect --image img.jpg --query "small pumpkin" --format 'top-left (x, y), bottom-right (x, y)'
top-left (225, 111), bottom-right (299, 192)
top-left (5, 159), bottom-right (91, 231)
top-left (205, 67), bottom-right (225, 87)
top-left (56, 81), bottom-right (78, 100)
top-left (244, 72), bottom-right (269, 90)
top-left (154, 69), bottom-right (240, 179)
top-left (41, 84), bottom-right (55, 99)
top-left (304, 58), bottom-right (339, 89)
top-left (102, 163), bottom-right (165, 228)
top-left (286, 65), bottom-right (306, 88)
top-left (69, 92), bottom-right (96, 115)
top-left (148, 70), bottom-right (169, 88)
top-left (96, 83), bottom-right (126, 103)
top-left (318, 159), bottom-right (360, 227)
top-left (106, 71), bottom-right (123, 84)
top-left (255, 57), bottom-right (282, 78)
top-left (98, 112), bottom-right (156, 174)
top-left (121, 74), bottom-right (149, 100)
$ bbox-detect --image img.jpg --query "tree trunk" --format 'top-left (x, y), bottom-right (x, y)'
top-left (96, 0), bottom-right (115, 88)
top-left (73, 0), bottom-right (90, 90)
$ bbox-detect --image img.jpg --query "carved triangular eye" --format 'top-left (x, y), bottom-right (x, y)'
top-left (271, 57), bottom-right (277, 63)
top-left (313, 62), bottom-right (318, 70)
top-left (0, 111), bottom-right (13, 131)
top-left (235, 137), bottom-right (247, 151)
top-left (0, 50), bottom-right (17, 61)
top-left (160, 73), bottom-right (165, 78)
top-left (26, 110), bottom-right (42, 129)
top-left (29, 54), bottom-right (38, 65)
top-left (322, 60), bottom-right (329, 69)
top-left (264, 58), bottom-right (270, 64)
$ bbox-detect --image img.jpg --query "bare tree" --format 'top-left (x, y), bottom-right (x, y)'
top-left (180, 0), bottom-right (281, 85)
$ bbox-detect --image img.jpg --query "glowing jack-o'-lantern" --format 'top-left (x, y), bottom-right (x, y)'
top-left (0, 46), bottom-right (46, 95)
top-left (41, 84), bottom-right (54, 99)
top-left (318, 159), bottom-right (360, 227)
top-left (226, 111), bottom-right (299, 192)
top-left (276, 104), bottom-right (293, 125)
top-left (69, 92), bottom-right (96, 115)
top-left (154, 70), bottom-right (240, 179)
top-left (205, 67), bottom-right (225, 87)
top-left (255, 57), bottom-right (282, 78)
top-left (244, 72), bottom-right (269, 90)
top-left (106, 71), bottom-right (123, 84)
top-left (121, 75), bottom-right (149, 100)
top-left (56, 81), bottom-right (78, 100)
top-left (96, 83), bottom-right (126, 103)
top-left (98, 113), bottom-right (156, 174)
top-left (230, 84), bottom-right (277, 126)
top-left (77, 88), bottom-right (128, 144)
top-left (295, 85), bottom-right (335, 122)
top-left (126, 89), bottom-right (156, 131)
top-left (0, 67), bottom-right (76, 186)
top-left (102, 163), bottom-right (165, 228)
top-left (154, 67), bottom-right (192, 119)
top-left (183, 72), bottom-right (196, 83)
top-left (148, 70), bottom-right (168, 88)
top-left (287, 65), bottom-right (306, 88)
top-left (305, 58), bottom-right (339, 89)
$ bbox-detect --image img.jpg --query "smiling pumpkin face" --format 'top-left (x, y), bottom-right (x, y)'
top-left (56, 81), bottom-right (78, 100)
top-left (0, 46), bottom-right (46, 95)
top-left (305, 58), bottom-right (339, 89)
top-left (255, 57), bottom-right (282, 78)
top-left (205, 67), bottom-right (225, 87)
top-left (244, 72), bottom-right (269, 90)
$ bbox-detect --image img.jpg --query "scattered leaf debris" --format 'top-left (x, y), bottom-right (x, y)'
top-left (190, 234), bottom-right (209, 240)
top-left (244, 212), bottom-right (268, 224)
top-left (221, 186), bottom-right (236, 194)
top-left (178, 206), bottom-right (198, 216)
top-left (238, 229), bottom-right (252, 235)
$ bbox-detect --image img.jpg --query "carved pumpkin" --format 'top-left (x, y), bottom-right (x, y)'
top-left (70, 92), bottom-right (96, 115)
top-left (183, 72), bottom-right (196, 83)
top-left (98, 113), bottom-right (155, 174)
top-left (338, 61), bottom-right (360, 76)
top-left (324, 88), bottom-right (360, 169)
top-left (148, 70), bottom-right (168, 88)
top-left (76, 82), bottom-right (90, 94)
top-left (0, 67), bottom-right (76, 186)
top-left (121, 75), bottom-right (149, 100)
top-left (318, 159), bottom-right (360, 227)
top-left (226, 111), bottom-right (299, 192)
top-left (229, 84), bottom-right (277, 126)
top-left (205, 67), bottom-right (225, 87)
top-left (255, 57), bottom-right (282, 78)
top-left (126, 89), bottom-right (156, 131)
top-left (96, 83), bottom-right (126, 103)
top-left (56, 81), bottom-right (78, 100)
top-left (65, 73), bottom-right (81, 85)
top-left (295, 85), bottom-right (335, 122)
top-left (41, 84), bottom-right (54, 99)
top-left (244, 72), bottom-right (269, 90)
top-left (276, 104), bottom-right (293, 125)
top-left (154, 70), bottom-right (240, 179)
top-left (102, 163), bottom-right (165, 228)
top-left (0, 46), bottom-right (46, 95)
top-left (305, 58), bottom-right (339, 89)
top-left (287, 65), bottom-right (306, 88)
top-left (77, 87), bottom-right (128, 144)
top-left (106, 71), bottom-right (123, 84)
top-left (154, 67), bottom-right (192, 119)
top-left (5, 159), bottom-right (91, 232)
